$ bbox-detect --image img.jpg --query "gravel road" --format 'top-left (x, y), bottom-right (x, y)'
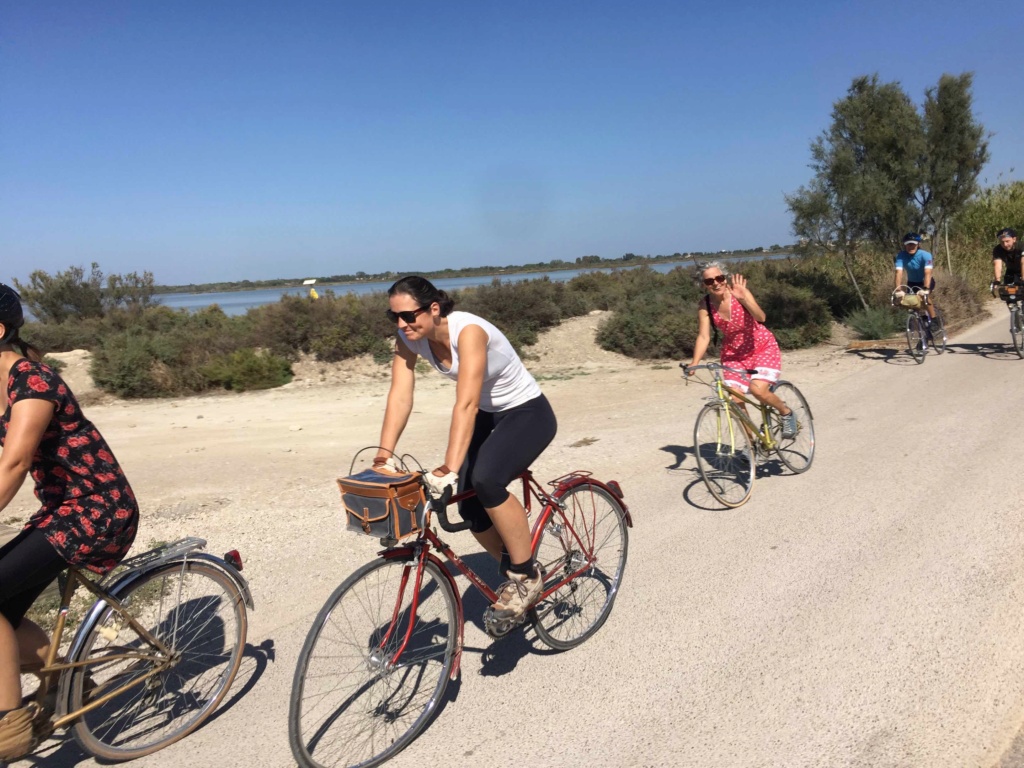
top-left (22, 306), bottom-right (1024, 768)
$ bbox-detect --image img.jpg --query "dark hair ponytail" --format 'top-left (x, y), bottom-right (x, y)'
top-left (13, 334), bottom-right (43, 363)
top-left (387, 275), bottom-right (455, 316)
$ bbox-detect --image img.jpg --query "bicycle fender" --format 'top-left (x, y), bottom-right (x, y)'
top-left (185, 552), bottom-right (256, 611)
top-left (555, 477), bottom-right (633, 528)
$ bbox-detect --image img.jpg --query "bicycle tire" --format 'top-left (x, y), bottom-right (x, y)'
top-left (1013, 308), bottom-right (1024, 358)
top-left (71, 561), bottom-right (246, 761)
top-left (929, 310), bottom-right (947, 354)
top-left (289, 557), bottom-right (457, 768)
top-left (693, 403), bottom-right (755, 507)
top-left (532, 483), bottom-right (629, 650)
top-left (769, 381), bottom-right (815, 474)
top-left (906, 314), bottom-right (925, 363)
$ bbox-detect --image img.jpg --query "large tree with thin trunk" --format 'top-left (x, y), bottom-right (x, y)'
top-left (787, 72), bottom-right (988, 308)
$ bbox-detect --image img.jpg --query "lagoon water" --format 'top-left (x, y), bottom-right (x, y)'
top-left (156, 253), bottom-right (794, 316)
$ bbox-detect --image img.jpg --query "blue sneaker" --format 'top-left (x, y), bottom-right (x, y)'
top-left (781, 411), bottom-right (798, 440)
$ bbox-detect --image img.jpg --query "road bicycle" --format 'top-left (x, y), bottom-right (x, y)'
top-left (289, 458), bottom-right (632, 768)
top-left (22, 537), bottom-right (251, 761)
top-left (991, 280), bottom-right (1024, 358)
top-left (891, 285), bottom-right (947, 364)
top-left (683, 363), bottom-right (814, 508)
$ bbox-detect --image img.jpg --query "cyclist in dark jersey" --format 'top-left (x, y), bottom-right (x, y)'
top-left (0, 284), bottom-right (138, 760)
top-left (992, 228), bottom-right (1022, 287)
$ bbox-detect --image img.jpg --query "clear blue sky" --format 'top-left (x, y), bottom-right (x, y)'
top-left (2, 1), bottom-right (1021, 285)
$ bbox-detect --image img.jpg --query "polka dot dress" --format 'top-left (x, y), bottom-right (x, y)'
top-left (709, 294), bottom-right (782, 372)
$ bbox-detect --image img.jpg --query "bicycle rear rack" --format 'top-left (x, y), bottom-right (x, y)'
top-left (99, 537), bottom-right (207, 585)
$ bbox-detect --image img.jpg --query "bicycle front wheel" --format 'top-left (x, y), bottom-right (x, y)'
top-left (929, 310), bottom-right (947, 354)
top-left (693, 403), bottom-right (755, 507)
top-left (906, 314), bottom-right (925, 363)
top-left (71, 561), bottom-right (247, 761)
top-left (289, 558), bottom-right (457, 768)
top-left (532, 483), bottom-right (629, 650)
top-left (769, 381), bottom-right (815, 473)
top-left (1013, 308), bottom-right (1024, 358)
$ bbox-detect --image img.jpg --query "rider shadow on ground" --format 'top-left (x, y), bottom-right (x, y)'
top-left (26, 607), bottom-right (274, 767)
top-left (663, 445), bottom-right (788, 511)
top-left (844, 347), bottom-right (929, 366)
top-left (444, 552), bottom-right (557, 687)
top-left (943, 342), bottom-right (1021, 360)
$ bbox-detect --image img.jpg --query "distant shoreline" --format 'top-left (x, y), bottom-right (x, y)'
top-left (153, 248), bottom-right (797, 295)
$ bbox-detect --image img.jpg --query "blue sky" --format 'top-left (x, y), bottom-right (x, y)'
top-left (1, 1), bottom-right (1021, 285)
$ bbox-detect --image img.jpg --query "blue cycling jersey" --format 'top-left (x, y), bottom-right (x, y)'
top-left (894, 249), bottom-right (934, 282)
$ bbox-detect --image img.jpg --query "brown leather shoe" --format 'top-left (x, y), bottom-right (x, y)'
top-left (0, 704), bottom-right (40, 761)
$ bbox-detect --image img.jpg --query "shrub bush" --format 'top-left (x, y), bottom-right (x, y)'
top-left (202, 349), bottom-right (293, 391)
top-left (846, 307), bottom-right (903, 339)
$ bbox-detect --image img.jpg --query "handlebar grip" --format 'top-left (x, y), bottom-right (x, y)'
top-left (430, 487), bottom-right (473, 533)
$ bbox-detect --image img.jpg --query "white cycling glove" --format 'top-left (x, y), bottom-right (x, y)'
top-left (918, 290), bottom-right (929, 299)
top-left (894, 290), bottom-right (906, 299)
top-left (423, 469), bottom-right (458, 499)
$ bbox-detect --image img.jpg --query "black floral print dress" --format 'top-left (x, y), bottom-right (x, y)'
top-left (1, 360), bottom-right (138, 574)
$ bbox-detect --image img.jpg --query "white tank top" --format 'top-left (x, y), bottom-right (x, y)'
top-left (398, 311), bottom-right (542, 412)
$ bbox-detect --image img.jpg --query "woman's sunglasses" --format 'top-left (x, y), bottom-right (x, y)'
top-left (703, 275), bottom-right (727, 286)
top-left (385, 305), bottom-right (429, 324)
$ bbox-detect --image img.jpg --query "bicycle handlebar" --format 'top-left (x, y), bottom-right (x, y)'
top-left (422, 484), bottom-right (472, 533)
top-left (681, 362), bottom-right (758, 378)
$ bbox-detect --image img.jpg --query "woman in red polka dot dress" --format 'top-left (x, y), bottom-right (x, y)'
top-left (685, 262), bottom-right (797, 438)
top-left (0, 284), bottom-right (138, 759)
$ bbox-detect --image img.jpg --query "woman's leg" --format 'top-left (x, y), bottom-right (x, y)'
top-left (749, 379), bottom-right (790, 415)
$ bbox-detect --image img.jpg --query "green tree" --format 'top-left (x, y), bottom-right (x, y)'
top-left (787, 72), bottom-right (988, 308)
top-left (14, 263), bottom-right (105, 323)
top-left (916, 73), bottom-right (990, 269)
top-left (105, 270), bottom-right (157, 315)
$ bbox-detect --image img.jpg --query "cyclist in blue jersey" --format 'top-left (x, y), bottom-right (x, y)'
top-left (894, 233), bottom-right (937, 322)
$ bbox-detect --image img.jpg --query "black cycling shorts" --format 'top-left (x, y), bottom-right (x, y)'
top-left (0, 528), bottom-right (68, 629)
top-left (908, 278), bottom-right (936, 291)
top-left (457, 394), bottom-right (557, 533)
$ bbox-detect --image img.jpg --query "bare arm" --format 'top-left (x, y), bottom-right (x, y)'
top-left (376, 338), bottom-right (417, 463)
top-left (730, 275), bottom-right (767, 324)
top-left (994, 257), bottom-right (1003, 283)
top-left (439, 325), bottom-right (486, 474)
top-left (0, 398), bottom-right (54, 512)
top-left (895, 267), bottom-right (904, 290)
top-left (689, 305), bottom-right (712, 370)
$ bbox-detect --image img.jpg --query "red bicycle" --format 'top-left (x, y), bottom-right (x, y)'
top-left (288, 463), bottom-right (632, 768)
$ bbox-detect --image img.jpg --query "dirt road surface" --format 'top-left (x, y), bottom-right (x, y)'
top-left (16, 305), bottom-right (1024, 768)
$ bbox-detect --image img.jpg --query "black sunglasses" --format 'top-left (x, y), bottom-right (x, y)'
top-left (703, 275), bottom-right (727, 286)
top-left (385, 305), bottom-right (430, 324)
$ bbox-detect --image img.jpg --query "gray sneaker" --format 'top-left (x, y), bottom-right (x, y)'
top-left (781, 411), bottom-right (798, 440)
top-left (490, 568), bottom-right (543, 621)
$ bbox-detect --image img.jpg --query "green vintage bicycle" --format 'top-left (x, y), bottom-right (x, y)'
top-left (683, 363), bottom-right (815, 507)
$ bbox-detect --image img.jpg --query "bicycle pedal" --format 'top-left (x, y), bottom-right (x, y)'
top-left (482, 606), bottom-right (528, 639)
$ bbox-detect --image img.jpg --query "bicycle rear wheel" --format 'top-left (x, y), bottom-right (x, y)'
top-left (1013, 308), bottom-right (1024, 358)
top-left (71, 561), bottom-right (246, 761)
top-left (929, 310), bottom-right (947, 354)
top-left (769, 381), bottom-right (815, 474)
top-left (693, 403), bottom-right (755, 507)
top-left (532, 483), bottom-right (629, 650)
top-left (906, 314), bottom-right (925, 363)
top-left (290, 558), bottom-right (457, 768)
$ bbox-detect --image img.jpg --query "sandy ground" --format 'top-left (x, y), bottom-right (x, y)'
top-left (12, 303), bottom-right (1024, 768)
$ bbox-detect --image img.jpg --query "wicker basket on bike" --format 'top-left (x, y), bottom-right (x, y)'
top-left (338, 466), bottom-right (426, 540)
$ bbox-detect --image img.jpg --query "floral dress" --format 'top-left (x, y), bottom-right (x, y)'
top-left (0, 360), bottom-right (138, 574)
top-left (709, 295), bottom-right (782, 385)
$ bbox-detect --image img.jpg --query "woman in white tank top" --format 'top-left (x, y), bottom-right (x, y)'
top-left (375, 277), bottom-right (557, 623)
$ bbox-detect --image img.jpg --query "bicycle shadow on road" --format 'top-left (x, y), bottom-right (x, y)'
top-left (446, 553), bottom-right (558, 686)
top-left (25, 639), bottom-right (274, 766)
top-left (943, 342), bottom-right (1022, 360)
top-left (844, 348), bottom-right (931, 365)
top-left (662, 445), bottom-right (789, 511)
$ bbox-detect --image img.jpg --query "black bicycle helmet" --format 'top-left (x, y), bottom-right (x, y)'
top-left (902, 232), bottom-right (922, 245)
top-left (998, 228), bottom-right (1018, 239)
top-left (0, 284), bottom-right (25, 344)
